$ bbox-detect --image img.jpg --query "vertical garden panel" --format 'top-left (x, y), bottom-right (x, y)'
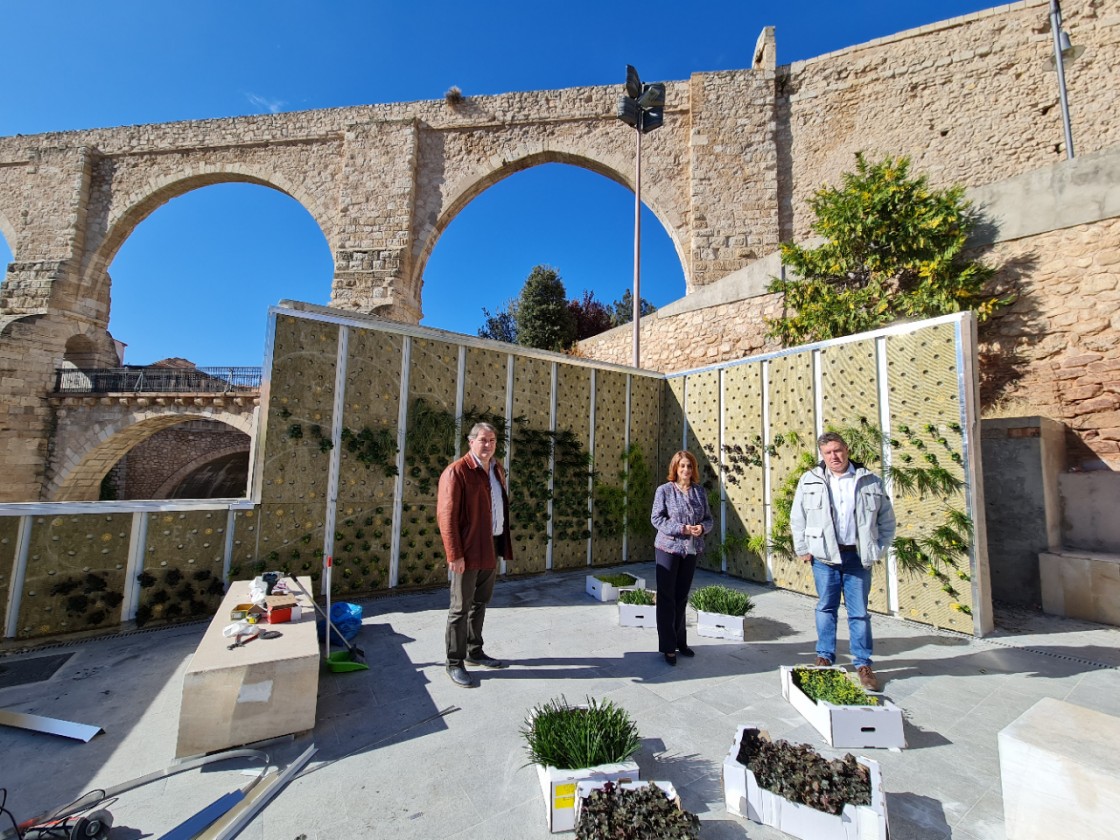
top-left (683, 369), bottom-right (722, 572)
top-left (15, 514), bottom-right (132, 639)
top-left (138, 510), bottom-right (228, 627)
top-left (509, 356), bottom-right (553, 575)
top-left (722, 363), bottom-right (767, 582)
top-left (660, 377), bottom-right (686, 473)
top-left (463, 346), bottom-right (509, 422)
top-left (331, 329), bottom-right (405, 596)
top-left (551, 365), bottom-right (592, 570)
top-left (627, 375), bottom-right (660, 562)
top-left (231, 508), bottom-right (261, 578)
top-left (887, 323), bottom-right (973, 632)
top-left (401, 337), bottom-right (460, 588)
top-left (591, 370), bottom-right (627, 567)
top-left (258, 316), bottom-right (337, 576)
top-left (766, 352), bottom-right (817, 596)
top-left (820, 339), bottom-right (890, 612)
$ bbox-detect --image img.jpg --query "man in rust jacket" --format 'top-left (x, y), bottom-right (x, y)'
top-left (437, 421), bottom-right (513, 688)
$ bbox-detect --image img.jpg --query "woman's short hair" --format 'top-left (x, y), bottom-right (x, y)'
top-left (667, 450), bottom-right (699, 482)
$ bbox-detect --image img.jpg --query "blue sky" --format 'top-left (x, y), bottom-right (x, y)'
top-left (1, 0), bottom-right (1001, 367)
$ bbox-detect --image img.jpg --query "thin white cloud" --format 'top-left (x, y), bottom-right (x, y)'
top-left (245, 92), bottom-right (287, 114)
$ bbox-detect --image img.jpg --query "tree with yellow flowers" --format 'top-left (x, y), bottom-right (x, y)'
top-left (766, 153), bottom-right (1008, 346)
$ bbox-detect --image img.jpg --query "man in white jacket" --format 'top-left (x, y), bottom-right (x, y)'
top-left (791, 432), bottom-right (896, 691)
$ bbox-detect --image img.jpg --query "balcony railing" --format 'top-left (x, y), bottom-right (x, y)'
top-left (54, 366), bottom-right (263, 394)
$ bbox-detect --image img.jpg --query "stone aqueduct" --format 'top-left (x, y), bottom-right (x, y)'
top-left (1, 0), bottom-right (1118, 501)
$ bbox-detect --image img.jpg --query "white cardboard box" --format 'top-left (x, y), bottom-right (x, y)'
top-left (586, 574), bottom-right (646, 602)
top-left (617, 589), bottom-right (657, 628)
top-left (780, 666), bottom-right (906, 749)
top-left (536, 760), bottom-right (640, 832)
top-left (696, 608), bottom-right (748, 640)
top-left (574, 780), bottom-right (679, 826)
top-left (722, 724), bottom-right (888, 840)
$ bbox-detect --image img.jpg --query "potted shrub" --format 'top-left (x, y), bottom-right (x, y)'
top-left (586, 571), bottom-right (646, 602)
top-left (781, 665), bottom-right (906, 749)
top-left (722, 725), bottom-right (888, 840)
top-left (688, 584), bottom-right (754, 640)
top-left (575, 780), bottom-right (700, 839)
top-left (617, 587), bottom-right (657, 628)
top-left (521, 695), bottom-right (643, 832)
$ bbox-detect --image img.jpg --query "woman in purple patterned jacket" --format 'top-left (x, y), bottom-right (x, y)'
top-left (650, 450), bottom-right (714, 665)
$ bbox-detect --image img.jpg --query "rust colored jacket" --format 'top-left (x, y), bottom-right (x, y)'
top-left (437, 453), bottom-right (513, 571)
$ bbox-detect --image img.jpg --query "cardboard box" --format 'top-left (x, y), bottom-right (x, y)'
top-left (780, 666), bottom-right (906, 749)
top-left (536, 760), bottom-right (640, 832)
top-left (722, 724), bottom-right (888, 840)
top-left (617, 589), bottom-right (657, 628)
top-left (574, 780), bottom-right (679, 826)
top-left (696, 608), bottom-right (747, 641)
top-left (586, 574), bottom-right (646, 602)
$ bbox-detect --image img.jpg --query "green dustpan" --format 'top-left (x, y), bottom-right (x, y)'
top-left (326, 650), bottom-right (369, 673)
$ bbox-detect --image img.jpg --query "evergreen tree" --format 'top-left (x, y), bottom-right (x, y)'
top-left (766, 153), bottom-right (1007, 346)
top-left (609, 288), bottom-right (657, 327)
top-left (515, 265), bottom-right (577, 351)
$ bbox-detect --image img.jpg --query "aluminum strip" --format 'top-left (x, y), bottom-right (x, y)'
top-left (0, 709), bottom-right (102, 742)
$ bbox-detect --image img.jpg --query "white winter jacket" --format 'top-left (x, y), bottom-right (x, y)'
top-left (790, 462), bottom-right (896, 568)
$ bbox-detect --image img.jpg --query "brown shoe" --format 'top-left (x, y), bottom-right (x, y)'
top-left (815, 657), bottom-right (832, 667)
top-left (857, 665), bottom-right (880, 692)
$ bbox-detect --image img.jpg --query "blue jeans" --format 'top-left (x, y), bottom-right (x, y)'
top-left (811, 551), bottom-right (873, 667)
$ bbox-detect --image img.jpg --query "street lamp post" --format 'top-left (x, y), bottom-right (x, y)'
top-left (1048, 0), bottom-right (1083, 159)
top-left (616, 65), bottom-right (665, 369)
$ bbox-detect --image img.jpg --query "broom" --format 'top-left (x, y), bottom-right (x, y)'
top-left (285, 564), bottom-right (367, 671)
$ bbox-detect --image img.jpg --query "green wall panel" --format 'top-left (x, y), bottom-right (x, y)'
top-left (628, 375), bottom-right (660, 562)
top-left (508, 356), bottom-right (552, 575)
top-left (684, 370), bottom-right (722, 572)
top-left (138, 509), bottom-right (228, 626)
top-left (551, 365), bottom-right (592, 570)
top-left (252, 503), bottom-right (326, 583)
top-left (766, 353), bottom-right (817, 597)
top-left (722, 363), bottom-right (767, 581)
top-left (463, 347), bottom-right (509, 421)
top-left (260, 315), bottom-right (338, 507)
top-left (887, 323), bottom-right (972, 632)
top-left (590, 370), bottom-right (628, 567)
top-left (15, 514), bottom-right (132, 638)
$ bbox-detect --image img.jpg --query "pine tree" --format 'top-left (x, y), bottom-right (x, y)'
top-left (515, 265), bottom-right (577, 351)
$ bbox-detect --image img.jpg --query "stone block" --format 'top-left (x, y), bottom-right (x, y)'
top-left (999, 698), bottom-right (1120, 840)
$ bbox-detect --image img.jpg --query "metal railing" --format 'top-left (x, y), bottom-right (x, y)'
top-left (54, 366), bottom-right (263, 394)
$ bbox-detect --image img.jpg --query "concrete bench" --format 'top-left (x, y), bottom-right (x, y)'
top-left (1039, 549), bottom-right (1120, 626)
top-left (176, 577), bottom-right (320, 757)
top-left (999, 697), bottom-right (1120, 840)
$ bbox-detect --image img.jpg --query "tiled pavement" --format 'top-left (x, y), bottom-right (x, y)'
top-left (2, 564), bottom-right (1118, 839)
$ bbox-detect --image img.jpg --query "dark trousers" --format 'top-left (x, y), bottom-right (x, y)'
top-left (655, 549), bottom-right (697, 654)
top-left (446, 566), bottom-right (496, 666)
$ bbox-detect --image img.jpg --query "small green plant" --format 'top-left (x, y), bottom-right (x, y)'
top-left (688, 584), bottom-right (754, 616)
top-left (594, 573), bottom-right (637, 587)
top-left (521, 696), bottom-right (641, 770)
top-left (576, 781), bottom-right (699, 840)
top-left (618, 588), bottom-right (655, 606)
top-left (792, 666), bottom-right (879, 707)
top-left (736, 727), bottom-right (871, 816)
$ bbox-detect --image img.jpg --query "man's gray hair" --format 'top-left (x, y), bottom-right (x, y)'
top-left (467, 422), bottom-right (498, 440)
top-left (817, 431), bottom-right (848, 449)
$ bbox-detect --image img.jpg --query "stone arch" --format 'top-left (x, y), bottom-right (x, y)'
top-left (50, 409), bottom-right (256, 501)
top-left (409, 149), bottom-right (689, 307)
top-left (153, 442), bottom-right (251, 499)
top-left (79, 165), bottom-right (334, 317)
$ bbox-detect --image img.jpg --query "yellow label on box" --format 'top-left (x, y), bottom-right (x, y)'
top-left (554, 782), bottom-right (577, 809)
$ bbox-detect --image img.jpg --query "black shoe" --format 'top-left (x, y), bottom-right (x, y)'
top-left (664, 653), bottom-right (677, 666)
top-left (678, 646), bottom-right (695, 657)
top-left (446, 664), bottom-right (476, 687)
top-left (465, 653), bottom-right (506, 669)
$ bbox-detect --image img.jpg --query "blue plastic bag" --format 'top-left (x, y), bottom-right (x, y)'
top-left (317, 601), bottom-right (363, 646)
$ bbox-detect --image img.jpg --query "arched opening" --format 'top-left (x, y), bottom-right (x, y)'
top-left (100, 419), bottom-right (250, 501)
top-left (107, 183), bottom-right (332, 367)
top-left (421, 162), bottom-right (686, 337)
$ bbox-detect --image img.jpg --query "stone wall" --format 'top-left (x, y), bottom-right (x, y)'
top-left (109, 421), bottom-right (250, 500)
